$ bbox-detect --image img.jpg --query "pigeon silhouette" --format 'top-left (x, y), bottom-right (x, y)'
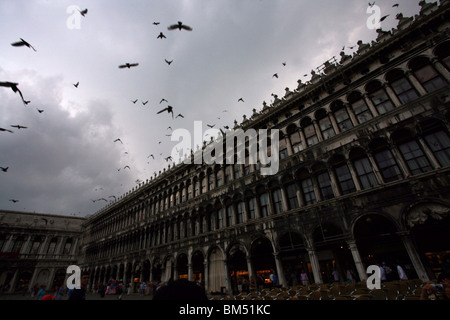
top-left (157, 106), bottom-right (174, 118)
top-left (168, 21), bottom-right (192, 31)
top-left (157, 32), bottom-right (167, 39)
top-left (119, 63), bottom-right (139, 69)
top-left (11, 38), bottom-right (36, 51)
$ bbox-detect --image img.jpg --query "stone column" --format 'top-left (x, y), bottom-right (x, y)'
top-left (307, 247), bottom-right (322, 284)
top-left (203, 261), bottom-right (209, 292)
top-left (347, 160), bottom-right (362, 191)
top-left (383, 83), bottom-right (403, 108)
top-left (406, 71), bottom-right (427, 96)
top-left (418, 137), bottom-right (441, 169)
top-left (431, 58), bottom-right (450, 82)
top-left (298, 127), bottom-right (308, 151)
top-left (8, 269), bottom-right (19, 293)
top-left (223, 259), bottom-right (232, 294)
top-left (345, 103), bottom-right (359, 127)
top-left (279, 185), bottom-right (289, 212)
top-left (246, 256), bottom-right (256, 283)
top-left (46, 267), bottom-right (57, 292)
top-left (347, 240), bottom-right (367, 281)
top-left (363, 93), bottom-right (380, 118)
top-left (273, 252), bottom-right (287, 287)
top-left (327, 168), bottom-right (341, 198)
top-left (312, 120), bottom-right (323, 142)
top-left (188, 263), bottom-right (193, 281)
top-left (399, 232), bottom-right (430, 282)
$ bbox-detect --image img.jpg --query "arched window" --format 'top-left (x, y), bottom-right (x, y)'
top-left (297, 169), bottom-right (316, 205)
top-left (236, 201), bottom-right (244, 224)
top-left (257, 186), bottom-right (270, 217)
top-left (215, 167), bottom-right (223, 187)
top-left (366, 80), bottom-right (394, 115)
top-left (285, 183), bottom-right (299, 210)
top-left (301, 118), bottom-right (319, 147)
top-left (331, 155), bottom-right (356, 195)
top-left (47, 237), bottom-right (58, 254)
top-left (410, 57), bottom-right (448, 93)
top-left (370, 139), bottom-right (403, 183)
top-left (348, 91), bottom-right (372, 124)
top-left (246, 194), bottom-right (256, 220)
top-left (271, 187), bottom-right (283, 214)
top-left (392, 129), bottom-right (432, 175)
top-left (420, 119), bottom-right (450, 168)
top-left (287, 124), bottom-right (303, 153)
top-left (316, 109), bottom-right (336, 140)
top-left (434, 41), bottom-right (450, 71)
top-left (386, 69), bottom-right (419, 104)
top-left (350, 148), bottom-right (378, 190)
top-left (313, 163), bottom-right (334, 200)
top-left (330, 100), bottom-right (353, 132)
top-left (279, 132), bottom-right (289, 159)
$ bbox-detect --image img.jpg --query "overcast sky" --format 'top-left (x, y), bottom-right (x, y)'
top-left (0, 0), bottom-right (424, 217)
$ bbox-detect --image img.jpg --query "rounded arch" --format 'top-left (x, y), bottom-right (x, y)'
top-left (408, 55), bottom-right (432, 71)
top-left (352, 212), bottom-right (414, 279)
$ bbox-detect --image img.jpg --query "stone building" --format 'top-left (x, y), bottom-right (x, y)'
top-left (0, 210), bottom-right (85, 293)
top-left (1, 0), bottom-right (449, 295)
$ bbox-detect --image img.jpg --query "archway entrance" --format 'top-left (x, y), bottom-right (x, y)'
top-left (406, 203), bottom-right (450, 279)
top-left (227, 243), bottom-right (248, 294)
top-left (16, 270), bottom-right (32, 292)
top-left (208, 248), bottom-right (225, 294)
top-left (251, 237), bottom-right (276, 287)
top-left (176, 254), bottom-right (189, 279)
top-left (313, 223), bottom-right (352, 283)
top-left (152, 259), bottom-right (162, 282)
top-left (354, 214), bottom-right (415, 280)
top-left (192, 251), bottom-right (204, 283)
top-left (278, 232), bottom-right (308, 286)
top-left (142, 260), bottom-right (151, 282)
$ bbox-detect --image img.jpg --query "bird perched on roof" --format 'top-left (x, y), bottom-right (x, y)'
top-left (11, 38), bottom-right (36, 51)
top-left (168, 21), bottom-right (192, 31)
top-left (119, 63), bottom-right (139, 69)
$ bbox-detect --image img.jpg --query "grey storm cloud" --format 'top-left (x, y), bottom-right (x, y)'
top-left (0, 0), bottom-right (423, 216)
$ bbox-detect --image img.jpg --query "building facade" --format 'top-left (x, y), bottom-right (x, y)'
top-left (1, 0), bottom-right (450, 295)
top-left (0, 210), bottom-right (85, 293)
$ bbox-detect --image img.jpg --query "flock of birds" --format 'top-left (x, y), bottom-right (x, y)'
top-left (1, 2), bottom-right (404, 210)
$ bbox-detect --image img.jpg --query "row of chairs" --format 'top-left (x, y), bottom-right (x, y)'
top-left (211, 279), bottom-right (425, 301)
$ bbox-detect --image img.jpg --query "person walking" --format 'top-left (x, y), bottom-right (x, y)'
top-left (300, 270), bottom-right (309, 286)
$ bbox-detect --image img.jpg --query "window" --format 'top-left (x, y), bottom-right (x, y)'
top-left (371, 88), bottom-right (394, 115)
top-left (210, 212), bottom-right (216, 230)
top-left (272, 188), bottom-right (283, 214)
top-left (47, 238), bottom-right (58, 254)
top-left (285, 183), bottom-right (299, 209)
top-left (217, 208), bottom-right (224, 229)
top-left (334, 107), bottom-right (353, 132)
top-left (290, 131), bottom-right (303, 153)
top-left (424, 131), bottom-right (450, 167)
top-left (11, 237), bottom-right (24, 253)
top-left (301, 178), bottom-right (316, 205)
top-left (208, 174), bottom-right (214, 191)
top-left (398, 140), bottom-right (432, 175)
top-left (201, 176), bottom-right (207, 193)
top-left (317, 171), bottom-right (334, 200)
top-left (234, 164), bottom-right (242, 179)
top-left (225, 166), bottom-right (232, 183)
top-left (279, 137), bottom-right (289, 159)
top-left (216, 170), bottom-right (223, 187)
top-left (194, 181), bottom-right (199, 197)
top-left (304, 123), bottom-right (319, 146)
top-left (414, 65), bottom-right (447, 93)
top-left (319, 116), bottom-right (336, 140)
top-left (225, 205), bottom-right (233, 227)
top-left (352, 98), bottom-right (373, 124)
top-left (374, 149), bottom-right (403, 182)
top-left (236, 202), bottom-right (244, 224)
top-left (259, 193), bottom-right (270, 217)
top-left (335, 164), bottom-right (356, 195)
top-left (248, 197), bottom-right (256, 220)
top-left (354, 157), bottom-right (378, 190)
top-left (391, 77), bottom-right (419, 104)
